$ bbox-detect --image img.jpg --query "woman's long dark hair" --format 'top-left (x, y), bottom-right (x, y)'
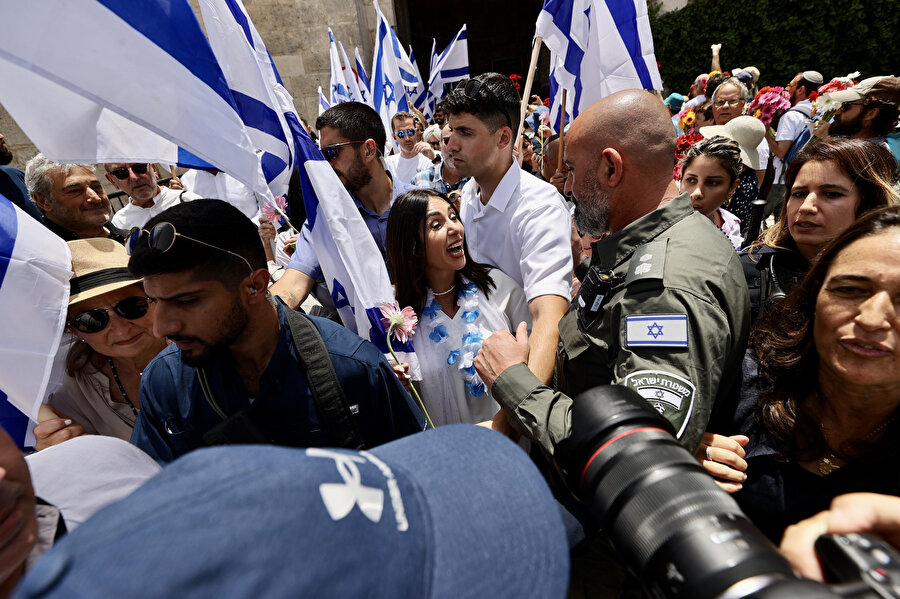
top-left (751, 206), bottom-right (900, 460)
top-left (386, 189), bottom-right (495, 316)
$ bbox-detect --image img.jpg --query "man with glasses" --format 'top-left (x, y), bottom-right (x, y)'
top-left (103, 162), bottom-right (200, 230)
top-left (127, 199), bottom-right (427, 464)
top-left (441, 72), bottom-right (572, 387)
top-left (271, 102), bottom-right (418, 311)
top-left (24, 153), bottom-right (126, 242)
top-left (412, 123), bottom-right (468, 194)
top-left (764, 70), bottom-right (823, 214)
top-left (818, 76), bottom-right (900, 152)
top-left (384, 111), bottom-right (436, 186)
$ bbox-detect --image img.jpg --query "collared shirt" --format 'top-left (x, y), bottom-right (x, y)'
top-left (459, 160), bottom-right (572, 302)
top-left (774, 99), bottom-right (815, 181)
top-left (412, 160), bottom-right (469, 194)
top-left (287, 173), bottom-right (416, 280)
top-left (132, 303), bottom-right (426, 463)
top-left (111, 186), bottom-right (201, 230)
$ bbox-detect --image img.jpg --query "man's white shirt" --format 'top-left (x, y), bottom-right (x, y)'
top-left (773, 99), bottom-right (814, 182)
top-left (459, 161), bottom-right (572, 302)
top-left (111, 186), bottom-right (201, 230)
top-left (385, 153), bottom-right (433, 185)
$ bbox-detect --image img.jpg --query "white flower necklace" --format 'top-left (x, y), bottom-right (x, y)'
top-left (422, 278), bottom-right (487, 397)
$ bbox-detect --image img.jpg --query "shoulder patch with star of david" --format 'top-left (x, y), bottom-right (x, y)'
top-left (623, 369), bottom-right (695, 438)
top-left (625, 313), bottom-right (688, 348)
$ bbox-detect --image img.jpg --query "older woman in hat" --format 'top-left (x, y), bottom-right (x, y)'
top-left (33, 238), bottom-right (166, 450)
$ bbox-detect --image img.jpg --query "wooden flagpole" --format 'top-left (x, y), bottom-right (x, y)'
top-left (557, 89), bottom-right (567, 173)
top-left (515, 36), bottom-right (543, 165)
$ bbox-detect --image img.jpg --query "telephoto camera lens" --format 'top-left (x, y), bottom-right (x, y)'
top-left (555, 385), bottom-right (840, 599)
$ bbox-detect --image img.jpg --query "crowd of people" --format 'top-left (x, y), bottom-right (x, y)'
top-left (2, 51), bottom-right (900, 597)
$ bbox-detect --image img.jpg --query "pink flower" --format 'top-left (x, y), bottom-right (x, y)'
top-left (262, 195), bottom-right (288, 224)
top-left (380, 302), bottom-right (418, 344)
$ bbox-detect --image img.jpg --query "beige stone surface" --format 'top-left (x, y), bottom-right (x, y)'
top-left (0, 0), bottom-right (393, 168)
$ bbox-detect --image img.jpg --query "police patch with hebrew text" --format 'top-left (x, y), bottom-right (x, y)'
top-left (623, 370), bottom-right (695, 439)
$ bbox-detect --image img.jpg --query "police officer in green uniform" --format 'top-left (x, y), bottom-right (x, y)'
top-left (475, 90), bottom-right (750, 456)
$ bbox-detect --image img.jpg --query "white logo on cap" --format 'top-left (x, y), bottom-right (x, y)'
top-left (307, 449), bottom-right (384, 523)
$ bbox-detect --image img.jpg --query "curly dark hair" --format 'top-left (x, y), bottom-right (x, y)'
top-left (386, 189), bottom-right (495, 316)
top-left (751, 205), bottom-right (900, 460)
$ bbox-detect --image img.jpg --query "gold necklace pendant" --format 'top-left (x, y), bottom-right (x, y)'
top-left (818, 453), bottom-right (841, 476)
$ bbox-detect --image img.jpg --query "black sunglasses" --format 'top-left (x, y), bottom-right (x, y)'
top-left (462, 79), bottom-right (513, 130)
top-left (70, 296), bottom-right (151, 334)
top-left (442, 136), bottom-right (450, 145)
top-left (108, 164), bottom-right (150, 180)
top-left (840, 101), bottom-right (865, 112)
top-left (394, 128), bottom-right (417, 139)
top-left (125, 222), bottom-right (254, 275)
top-left (320, 140), bottom-right (365, 161)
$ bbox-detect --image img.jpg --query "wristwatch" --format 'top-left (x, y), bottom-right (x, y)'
top-left (431, 155), bottom-right (442, 165)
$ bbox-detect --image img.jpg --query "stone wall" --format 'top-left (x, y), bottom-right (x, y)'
top-left (0, 0), bottom-right (395, 172)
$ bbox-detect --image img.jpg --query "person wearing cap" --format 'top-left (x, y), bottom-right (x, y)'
top-left (700, 115), bottom-right (767, 236)
top-left (23, 154), bottom-right (127, 243)
top-left (664, 92), bottom-right (685, 133)
top-left (34, 239), bottom-right (167, 450)
top-left (103, 162), bottom-right (200, 231)
top-left (818, 76), bottom-right (900, 154)
top-left (764, 70), bottom-right (824, 216)
top-left (127, 199), bottom-right (427, 464)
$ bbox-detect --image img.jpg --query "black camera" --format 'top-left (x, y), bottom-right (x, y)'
top-left (555, 385), bottom-right (900, 598)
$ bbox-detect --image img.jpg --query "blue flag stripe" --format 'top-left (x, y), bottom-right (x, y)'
top-left (440, 66), bottom-right (469, 79)
top-left (606, 0), bottom-right (654, 89)
top-left (0, 195), bottom-right (18, 288)
top-left (231, 90), bottom-right (289, 144)
top-left (96, 0), bottom-right (239, 113)
top-left (223, 0), bottom-right (255, 50)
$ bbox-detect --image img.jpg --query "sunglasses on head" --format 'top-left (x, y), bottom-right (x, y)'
top-left (70, 296), bottom-right (151, 334)
top-left (320, 140), bottom-right (366, 161)
top-left (394, 129), bottom-right (417, 139)
top-left (462, 79), bottom-right (513, 130)
top-left (125, 222), bottom-right (254, 276)
top-left (108, 164), bottom-right (150, 180)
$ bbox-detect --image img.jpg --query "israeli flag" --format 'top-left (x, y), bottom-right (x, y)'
top-left (355, 46), bottom-right (373, 107)
top-left (338, 41), bottom-right (364, 104)
top-left (371, 0), bottom-right (411, 151)
top-left (537, 0), bottom-right (662, 129)
top-left (425, 25), bottom-right (469, 119)
top-left (408, 47), bottom-right (428, 110)
top-left (328, 28), bottom-right (351, 106)
top-left (318, 87), bottom-right (332, 117)
top-left (0, 195), bottom-right (71, 446)
top-left (197, 0), bottom-right (298, 198)
top-left (291, 125), bottom-right (420, 377)
top-left (0, 0), bottom-right (271, 199)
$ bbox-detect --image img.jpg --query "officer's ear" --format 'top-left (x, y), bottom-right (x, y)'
top-left (600, 148), bottom-right (624, 188)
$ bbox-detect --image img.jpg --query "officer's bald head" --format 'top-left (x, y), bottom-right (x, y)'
top-left (570, 90), bottom-right (675, 180)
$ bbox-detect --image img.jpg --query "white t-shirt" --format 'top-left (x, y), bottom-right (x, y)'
top-left (459, 161), bottom-right (573, 302)
top-left (385, 152), bottom-right (433, 185)
top-left (111, 186), bottom-right (201, 230)
top-left (180, 169), bottom-right (260, 218)
top-left (774, 99), bottom-right (814, 182)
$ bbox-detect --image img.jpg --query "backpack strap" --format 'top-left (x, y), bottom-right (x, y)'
top-left (279, 299), bottom-right (365, 450)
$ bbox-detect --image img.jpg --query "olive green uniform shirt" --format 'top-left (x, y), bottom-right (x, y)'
top-left (493, 193), bottom-right (750, 455)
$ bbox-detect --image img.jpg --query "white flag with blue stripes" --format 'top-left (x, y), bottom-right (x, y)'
top-left (0, 0), bottom-right (271, 199)
top-left (355, 47), bottom-right (373, 107)
top-left (537, 0), bottom-right (662, 129)
top-left (371, 0), bottom-right (412, 152)
top-left (318, 87), bottom-right (332, 116)
top-left (408, 47), bottom-right (428, 110)
top-left (426, 25), bottom-right (469, 119)
top-left (339, 41), bottom-right (365, 104)
top-left (198, 0), bottom-right (297, 199)
top-left (0, 195), bottom-right (71, 445)
top-left (329, 28), bottom-right (351, 106)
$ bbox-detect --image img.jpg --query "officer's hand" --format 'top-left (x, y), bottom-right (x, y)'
top-left (474, 321), bottom-right (530, 388)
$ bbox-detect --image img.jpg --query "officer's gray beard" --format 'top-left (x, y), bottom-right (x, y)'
top-left (573, 187), bottom-right (610, 238)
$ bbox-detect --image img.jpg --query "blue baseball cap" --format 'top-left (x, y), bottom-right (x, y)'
top-left (16, 426), bottom-right (570, 599)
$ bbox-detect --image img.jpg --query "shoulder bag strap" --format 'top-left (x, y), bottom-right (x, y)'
top-left (279, 301), bottom-right (365, 450)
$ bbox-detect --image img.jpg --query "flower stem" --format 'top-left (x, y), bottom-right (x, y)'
top-left (387, 323), bottom-right (434, 428)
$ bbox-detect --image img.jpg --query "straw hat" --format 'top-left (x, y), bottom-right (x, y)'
top-left (699, 115), bottom-right (766, 170)
top-left (67, 238), bottom-right (143, 305)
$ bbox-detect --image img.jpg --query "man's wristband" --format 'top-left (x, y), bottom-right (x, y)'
top-left (431, 155), bottom-right (442, 165)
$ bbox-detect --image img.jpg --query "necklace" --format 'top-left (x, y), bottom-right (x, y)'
top-left (107, 356), bottom-right (139, 416)
top-left (432, 284), bottom-right (456, 297)
top-left (816, 409), bottom-right (900, 475)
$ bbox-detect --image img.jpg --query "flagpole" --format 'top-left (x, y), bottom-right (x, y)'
top-left (557, 89), bottom-right (567, 174)
top-left (515, 36), bottom-right (543, 165)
